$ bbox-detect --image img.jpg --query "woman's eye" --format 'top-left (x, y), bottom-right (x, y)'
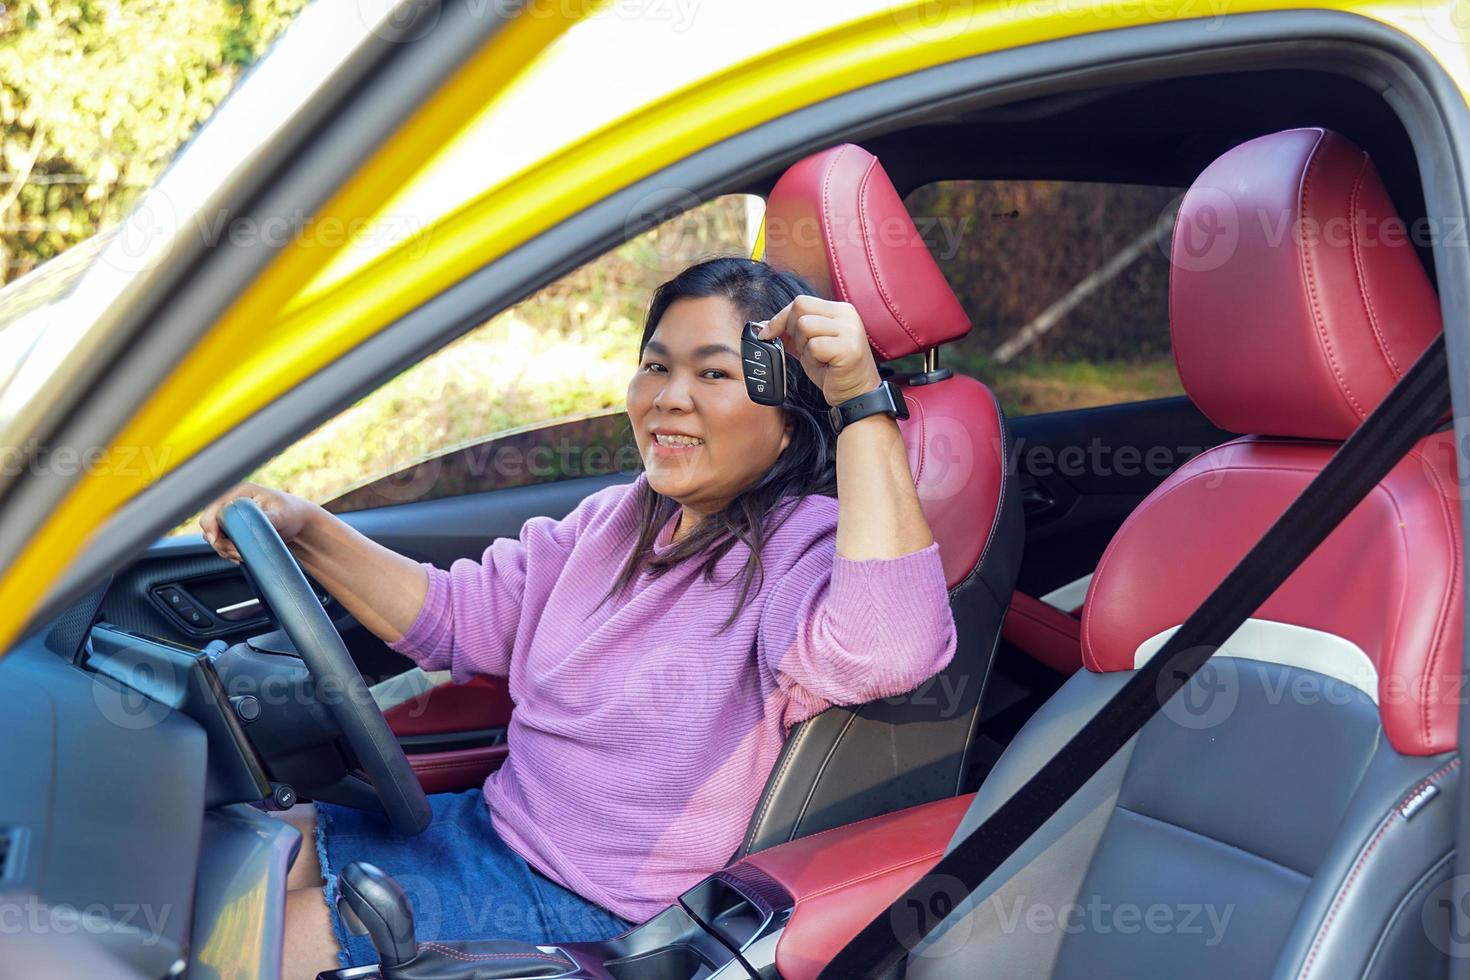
top-left (701, 369), bottom-right (728, 380)
top-left (642, 362), bottom-right (666, 373)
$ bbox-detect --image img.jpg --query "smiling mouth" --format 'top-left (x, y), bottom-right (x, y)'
top-left (654, 434), bottom-right (704, 447)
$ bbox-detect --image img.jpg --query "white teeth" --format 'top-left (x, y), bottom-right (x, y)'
top-left (655, 433), bottom-right (703, 447)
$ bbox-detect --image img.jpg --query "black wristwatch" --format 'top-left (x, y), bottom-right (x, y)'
top-left (828, 380), bottom-right (909, 433)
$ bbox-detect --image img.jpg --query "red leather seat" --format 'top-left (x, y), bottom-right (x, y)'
top-left (735, 143), bottom-right (1024, 855)
top-left (894, 128), bottom-right (1463, 978)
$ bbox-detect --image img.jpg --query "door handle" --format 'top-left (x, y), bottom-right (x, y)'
top-left (215, 597), bottom-right (262, 621)
top-left (1020, 485), bottom-right (1056, 516)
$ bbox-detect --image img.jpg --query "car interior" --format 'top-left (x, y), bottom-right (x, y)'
top-left (0, 58), bottom-right (1463, 980)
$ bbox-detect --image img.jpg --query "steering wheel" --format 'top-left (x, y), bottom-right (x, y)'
top-left (220, 497), bottom-right (432, 836)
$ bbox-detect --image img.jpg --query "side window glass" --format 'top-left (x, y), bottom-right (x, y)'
top-left (900, 180), bottom-right (1186, 415)
top-left (173, 194), bottom-right (763, 530)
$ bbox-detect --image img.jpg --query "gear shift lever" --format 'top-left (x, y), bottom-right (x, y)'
top-left (337, 861), bottom-right (418, 968)
top-left (333, 862), bottom-right (580, 979)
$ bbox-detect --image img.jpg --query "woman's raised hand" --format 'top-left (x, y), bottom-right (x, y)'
top-left (756, 296), bottom-right (883, 407)
top-left (199, 482), bottom-right (320, 564)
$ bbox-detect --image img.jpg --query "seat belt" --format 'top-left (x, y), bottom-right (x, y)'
top-left (818, 333), bottom-right (1453, 980)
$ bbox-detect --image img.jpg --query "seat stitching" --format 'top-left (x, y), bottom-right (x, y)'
top-left (799, 848), bottom-right (948, 901)
top-left (741, 718), bottom-right (817, 854)
top-left (972, 389), bottom-right (1009, 575)
top-left (1348, 154), bottom-right (1400, 376)
top-left (857, 160), bottom-right (923, 355)
top-left (1408, 446), bottom-right (1460, 749)
top-left (1297, 757), bottom-right (1461, 980)
top-left (418, 941), bottom-right (571, 965)
top-left (908, 394), bottom-right (928, 491)
top-left (786, 709), bottom-right (862, 842)
top-left (1298, 130), bottom-right (1365, 419)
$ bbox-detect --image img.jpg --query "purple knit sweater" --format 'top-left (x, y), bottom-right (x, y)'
top-left (387, 474), bottom-right (957, 922)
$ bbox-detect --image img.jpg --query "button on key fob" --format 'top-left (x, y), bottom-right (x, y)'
top-left (742, 321), bottom-right (786, 406)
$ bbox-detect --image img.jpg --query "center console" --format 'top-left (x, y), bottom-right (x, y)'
top-left (315, 793), bottom-right (972, 980)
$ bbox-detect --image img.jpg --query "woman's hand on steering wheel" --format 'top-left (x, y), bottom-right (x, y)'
top-left (200, 482), bottom-right (319, 563)
top-left (217, 496), bottom-right (433, 835)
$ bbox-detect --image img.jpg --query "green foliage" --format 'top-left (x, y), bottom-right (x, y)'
top-left (0, 0), bottom-right (310, 282)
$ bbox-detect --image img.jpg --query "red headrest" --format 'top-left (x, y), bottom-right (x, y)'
top-left (1170, 128), bottom-right (1442, 440)
top-left (763, 144), bottom-right (971, 361)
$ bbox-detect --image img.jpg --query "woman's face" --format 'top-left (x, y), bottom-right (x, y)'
top-left (627, 295), bottom-right (792, 518)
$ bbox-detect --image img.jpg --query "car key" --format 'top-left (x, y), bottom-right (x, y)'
top-left (742, 321), bottom-right (787, 406)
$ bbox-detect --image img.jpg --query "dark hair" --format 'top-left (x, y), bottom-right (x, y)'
top-left (604, 256), bottom-right (839, 629)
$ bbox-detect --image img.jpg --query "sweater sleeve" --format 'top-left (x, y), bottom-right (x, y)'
top-left (385, 489), bottom-right (604, 682)
top-left (757, 538), bottom-right (957, 727)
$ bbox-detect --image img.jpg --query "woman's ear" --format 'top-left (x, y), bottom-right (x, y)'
top-left (779, 414), bottom-right (793, 454)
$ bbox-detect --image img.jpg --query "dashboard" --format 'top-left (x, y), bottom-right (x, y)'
top-left (0, 593), bottom-right (299, 979)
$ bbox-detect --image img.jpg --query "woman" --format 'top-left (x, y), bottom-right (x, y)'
top-left (200, 257), bottom-right (958, 977)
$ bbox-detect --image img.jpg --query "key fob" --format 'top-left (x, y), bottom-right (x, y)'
top-left (742, 321), bottom-right (787, 406)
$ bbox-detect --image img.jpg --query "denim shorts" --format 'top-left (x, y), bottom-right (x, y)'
top-left (316, 789), bottom-right (633, 969)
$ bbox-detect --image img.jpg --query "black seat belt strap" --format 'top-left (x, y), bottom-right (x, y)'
top-left (819, 333), bottom-right (1452, 980)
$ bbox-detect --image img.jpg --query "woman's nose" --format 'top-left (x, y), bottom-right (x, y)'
top-left (653, 373), bottom-right (694, 411)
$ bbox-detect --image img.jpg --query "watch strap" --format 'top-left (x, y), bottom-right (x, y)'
top-left (829, 381), bottom-right (909, 432)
